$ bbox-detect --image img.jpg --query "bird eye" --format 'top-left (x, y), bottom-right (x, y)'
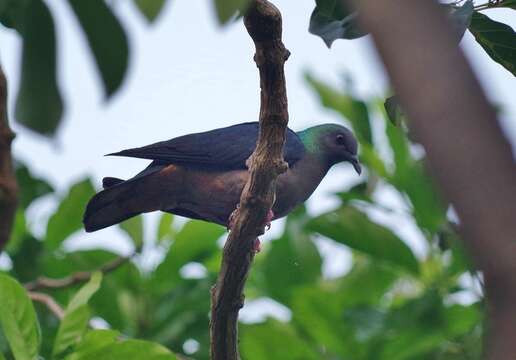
top-left (336, 134), bottom-right (346, 145)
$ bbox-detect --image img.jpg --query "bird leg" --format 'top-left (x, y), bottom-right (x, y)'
top-left (264, 209), bottom-right (274, 231)
top-left (226, 207), bottom-right (272, 253)
top-left (253, 238), bottom-right (262, 253)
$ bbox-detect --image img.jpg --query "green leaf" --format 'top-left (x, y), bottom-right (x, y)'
top-left (383, 114), bottom-right (447, 235)
top-left (53, 306), bottom-right (90, 359)
top-left (501, 0), bottom-right (516, 9)
top-left (444, 303), bottom-right (481, 337)
top-left (119, 216), bottom-right (144, 251)
top-left (309, 0), bottom-right (366, 47)
top-left (469, 11), bottom-right (516, 77)
top-left (15, 162), bottom-right (54, 209)
top-left (67, 272), bottom-right (102, 312)
top-left (133, 0), bottom-right (167, 23)
top-left (212, 0), bottom-right (250, 25)
top-left (65, 330), bottom-right (119, 360)
top-left (384, 95), bottom-right (405, 127)
top-left (52, 272), bottom-right (102, 358)
top-left (153, 221), bottom-right (225, 289)
top-left (446, 0), bottom-right (474, 42)
top-left (306, 73), bottom-right (372, 145)
top-left (15, 0), bottom-right (63, 135)
top-left (307, 206), bottom-right (419, 274)
top-left (291, 286), bottom-right (357, 357)
top-left (240, 320), bottom-right (319, 360)
top-left (67, 339), bottom-right (176, 360)
top-left (45, 178), bottom-right (95, 250)
top-left (0, 273), bottom-right (41, 360)
top-left (262, 208), bottom-right (322, 304)
top-left (68, 0), bottom-right (130, 97)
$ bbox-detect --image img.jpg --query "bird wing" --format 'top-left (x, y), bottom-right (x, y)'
top-left (107, 122), bottom-right (305, 170)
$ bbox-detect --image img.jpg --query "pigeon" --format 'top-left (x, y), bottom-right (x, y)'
top-left (83, 122), bottom-right (360, 233)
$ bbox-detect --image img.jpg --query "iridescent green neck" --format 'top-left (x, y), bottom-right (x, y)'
top-left (297, 125), bottom-right (325, 155)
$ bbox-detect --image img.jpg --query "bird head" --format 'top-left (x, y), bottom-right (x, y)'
top-left (299, 124), bottom-right (361, 174)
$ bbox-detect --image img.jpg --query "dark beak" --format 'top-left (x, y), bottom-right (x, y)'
top-left (349, 156), bottom-right (361, 175)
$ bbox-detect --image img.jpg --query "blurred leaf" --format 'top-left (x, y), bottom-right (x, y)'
top-left (308, 0), bottom-right (366, 47)
top-left (15, 162), bottom-right (53, 209)
top-left (306, 73), bottom-right (372, 145)
top-left (384, 95), bottom-right (405, 127)
top-left (15, 0), bottom-right (63, 135)
top-left (308, 206), bottom-right (419, 274)
top-left (336, 260), bottom-right (398, 308)
top-left (0, 273), bottom-right (41, 360)
top-left (120, 216), bottom-right (144, 251)
top-left (41, 250), bottom-right (140, 333)
top-left (68, 339), bottom-right (176, 360)
top-left (153, 221), bottom-right (225, 290)
top-left (0, 0), bottom-right (26, 29)
top-left (444, 303), bottom-right (481, 337)
top-left (68, 0), bottom-right (129, 97)
top-left (446, 0), bottom-right (474, 42)
top-left (53, 306), bottom-right (89, 359)
top-left (291, 286), bottom-right (357, 357)
top-left (157, 213), bottom-right (174, 244)
top-left (342, 306), bottom-right (386, 342)
top-left (469, 11), bottom-right (516, 77)
top-left (378, 292), bottom-right (447, 359)
top-left (6, 210), bottom-right (27, 254)
top-left (133, 0), bottom-right (166, 23)
top-left (66, 330), bottom-right (119, 360)
top-left (262, 208), bottom-right (322, 304)
top-left (212, 0), bottom-right (250, 25)
top-left (336, 181), bottom-right (372, 203)
top-left (45, 178), bottom-right (95, 250)
top-left (67, 272), bottom-right (102, 311)
top-left (53, 272), bottom-right (102, 358)
top-left (240, 319), bottom-right (320, 360)
top-left (383, 117), bottom-right (447, 235)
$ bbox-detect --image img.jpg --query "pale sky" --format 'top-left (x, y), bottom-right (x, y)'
top-left (0, 1), bottom-right (515, 278)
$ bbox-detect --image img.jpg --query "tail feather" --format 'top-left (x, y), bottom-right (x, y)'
top-left (83, 165), bottom-right (166, 232)
top-left (83, 182), bottom-right (140, 232)
top-left (102, 177), bottom-right (124, 189)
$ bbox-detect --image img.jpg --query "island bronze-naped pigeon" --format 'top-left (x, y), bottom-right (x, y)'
top-left (83, 122), bottom-right (360, 233)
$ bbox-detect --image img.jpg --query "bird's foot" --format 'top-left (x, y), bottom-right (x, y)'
top-left (227, 205), bottom-right (240, 231)
top-left (264, 209), bottom-right (274, 231)
top-left (253, 238), bottom-right (262, 253)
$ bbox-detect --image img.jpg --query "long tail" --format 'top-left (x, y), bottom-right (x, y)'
top-left (83, 165), bottom-right (164, 232)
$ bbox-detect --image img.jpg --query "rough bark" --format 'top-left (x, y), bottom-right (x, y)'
top-left (209, 1), bottom-right (290, 359)
top-left (0, 63), bottom-right (17, 252)
top-left (353, 1), bottom-right (516, 358)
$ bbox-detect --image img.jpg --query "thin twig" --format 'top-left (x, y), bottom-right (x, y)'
top-left (24, 254), bottom-right (131, 291)
top-left (29, 291), bottom-right (65, 320)
top-left (209, 1), bottom-right (290, 359)
top-left (0, 62), bottom-right (18, 252)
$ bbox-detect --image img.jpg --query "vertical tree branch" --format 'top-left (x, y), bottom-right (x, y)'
top-left (353, 0), bottom-right (516, 358)
top-left (209, 1), bottom-right (290, 359)
top-left (0, 62), bottom-right (17, 252)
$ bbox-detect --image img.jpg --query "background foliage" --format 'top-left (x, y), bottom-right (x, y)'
top-left (1, 0), bottom-right (514, 359)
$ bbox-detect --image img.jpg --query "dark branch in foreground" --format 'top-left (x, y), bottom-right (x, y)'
top-left (24, 254), bottom-right (131, 291)
top-left (353, 0), bottom-right (516, 358)
top-left (209, 1), bottom-right (290, 359)
top-left (0, 63), bottom-right (17, 252)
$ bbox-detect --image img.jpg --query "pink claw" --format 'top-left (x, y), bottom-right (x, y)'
top-left (264, 209), bottom-right (274, 230)
top-left (253, 238), bottom-right (262, 253)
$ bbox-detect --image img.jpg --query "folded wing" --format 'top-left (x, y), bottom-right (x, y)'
top-left (107, 122), bottom-right (305, 170)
